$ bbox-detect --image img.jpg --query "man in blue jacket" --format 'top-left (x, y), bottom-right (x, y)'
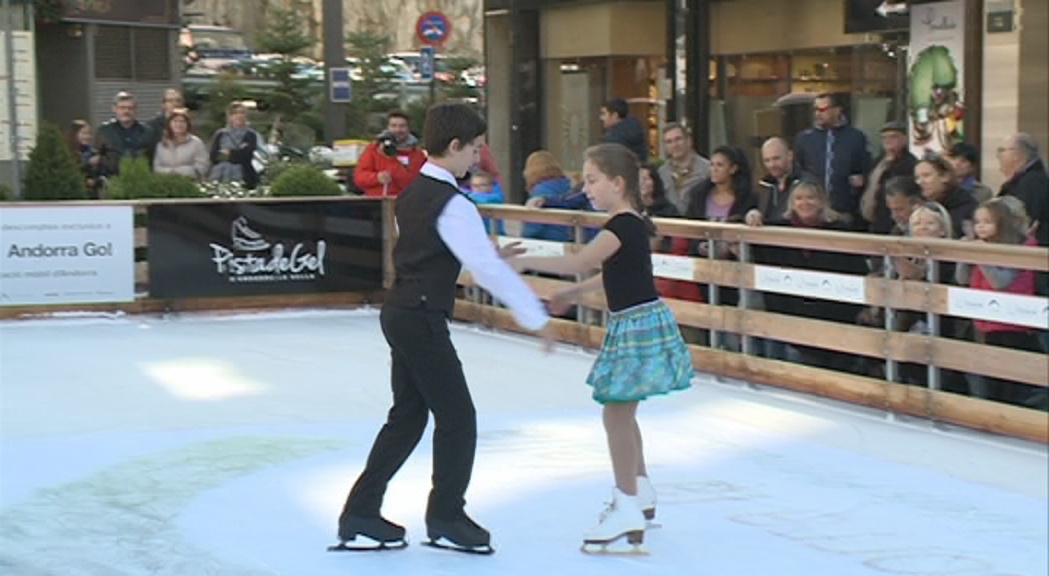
top-left (600, 98), bottom-right (647, 163)
top-left (793, 92), bottom-right (872, 229)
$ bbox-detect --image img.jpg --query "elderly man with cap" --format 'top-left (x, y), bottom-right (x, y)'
top-left (860, 120), bottom-right (919, 234)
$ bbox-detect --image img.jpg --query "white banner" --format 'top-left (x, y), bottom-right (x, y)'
top-left (0, 206), bottom-right (134, 306)
top-left (754, 265), bottom-right (867, 305)
top-left (496, 236), bottom-right (566, 257)
top-left (651, 254), bottom-right (695, 281)
top-left (908, 1), bottom-right (966, 157)
top-left (947, 286), bottom-right (1049, 330)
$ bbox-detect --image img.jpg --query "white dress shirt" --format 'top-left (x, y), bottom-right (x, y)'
top-left (419, 162), bottom-right (550, 331)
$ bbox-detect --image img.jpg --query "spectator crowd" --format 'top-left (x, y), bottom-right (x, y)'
top-left (70, 90), bottom-right (1047, 410)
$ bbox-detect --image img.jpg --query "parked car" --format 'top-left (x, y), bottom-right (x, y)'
top-left (388, 51), bottom-right (456, 83)
top-left (180, 25), bottom-right (252, 74)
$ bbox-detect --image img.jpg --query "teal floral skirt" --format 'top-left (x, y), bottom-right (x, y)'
top-left (587, 299), bottom-right (694, 404)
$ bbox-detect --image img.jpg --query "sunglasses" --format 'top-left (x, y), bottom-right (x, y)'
top-left (813, 105), bottom-right (831, 113)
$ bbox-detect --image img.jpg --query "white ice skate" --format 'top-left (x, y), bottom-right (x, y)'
top-left (637, 475), bottom-right (661, 529)
top-left (580, 488), bottom-right (648, 555)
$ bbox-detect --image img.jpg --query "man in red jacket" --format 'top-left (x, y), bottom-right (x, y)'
top-left (354, 110), bottom-right (427, 196)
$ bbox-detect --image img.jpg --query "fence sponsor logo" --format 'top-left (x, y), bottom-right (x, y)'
top-left (651, 254), bottom-right (695, 281)
top-left (209, 217), bottom-right (326, 283)
top-left (753, 265), bottom-right (866, 304)
top-left (947, 286), bottom-right (1049, 330)
top-left (0, 206), bottom-right (134, 305)
top-left (496, 236), bottom-right (565, 257)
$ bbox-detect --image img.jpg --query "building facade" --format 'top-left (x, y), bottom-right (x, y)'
top-left (36, 0), bottom-right (182, 131)
top-left (485, 0), bottom-right (1048, 200)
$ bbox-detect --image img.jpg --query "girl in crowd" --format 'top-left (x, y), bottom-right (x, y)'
top-left (956, 198), bottom-right (1043, 406)
top-left (67, 120), bottom-right (104, 198)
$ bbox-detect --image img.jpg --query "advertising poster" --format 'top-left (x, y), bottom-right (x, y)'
top-left (0, 205), bottom-right (134, 306)
top-left (908, 0), bottom-right (966, 157)
top-left (147, 201), bottom-right (384, 299)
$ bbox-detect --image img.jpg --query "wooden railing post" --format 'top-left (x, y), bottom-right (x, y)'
top-left (925, 250), bottom-right (942, 392)
top-left (382, 197), bottom-right (396, 290)
top-left (882, 253), bottom-right (899, 385)
top-left (706, 230), bottom-right (721, 351)
top-left (739, 238), bottom-right (757, 358)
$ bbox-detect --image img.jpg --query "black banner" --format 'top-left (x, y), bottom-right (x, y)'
top-left (147, 201), bottom-right (384, 299)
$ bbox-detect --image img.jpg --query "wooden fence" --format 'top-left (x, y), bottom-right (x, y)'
top-left (1, 198), bottom-right (1046, 443)
top-left (457, 205), bottom-right (1049, 444)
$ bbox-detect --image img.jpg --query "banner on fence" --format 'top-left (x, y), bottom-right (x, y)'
top-left (753, 265), bottom-right (867, 304)
top-left (147, 201), bottom-right (385, 299)
top-left (0, 205), bottom-right (134, 306)
top-left (496, 236), bottom-right (566, 257)
top-left (947, 287), bottom-right (1049, 330)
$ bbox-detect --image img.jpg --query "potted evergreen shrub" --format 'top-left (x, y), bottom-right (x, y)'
top-left (24, 123), bottom-right (90, 200)
top-left (270, 165), bottom-right (342, 197)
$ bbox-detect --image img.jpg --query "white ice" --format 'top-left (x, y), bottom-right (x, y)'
top-left (0, 309), bottom-right (1046, 576)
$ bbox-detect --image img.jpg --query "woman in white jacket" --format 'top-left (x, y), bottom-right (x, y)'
top-left (153, 109), bottom-right (209, 180)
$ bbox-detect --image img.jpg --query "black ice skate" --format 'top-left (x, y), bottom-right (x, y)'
top-left (328, 515), bottom-right (408, 552)
top-left (423, 514), bottom-right (494, 555)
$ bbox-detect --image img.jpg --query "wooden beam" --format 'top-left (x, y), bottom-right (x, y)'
top-left (477, 205), bottom-right (1049, 269)
top-left (452, 299), bottom-right (1047, 444)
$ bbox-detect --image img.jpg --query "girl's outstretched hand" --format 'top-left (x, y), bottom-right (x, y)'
top-left (547, 290), bottom-right (574, 316)
top-left (497, 240), bottom-right (527, 259)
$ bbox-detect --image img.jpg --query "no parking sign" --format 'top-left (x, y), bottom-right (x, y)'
top-left (416, 11), bottom-right (451, 46)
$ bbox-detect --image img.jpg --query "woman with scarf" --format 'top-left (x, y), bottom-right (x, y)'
top-left (208, 101), bottom-right (260, 189)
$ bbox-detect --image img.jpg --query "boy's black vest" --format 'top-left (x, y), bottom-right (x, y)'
top-left (384, 175), bottom-right (463, 315)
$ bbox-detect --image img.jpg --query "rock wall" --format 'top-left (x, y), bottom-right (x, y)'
top-left (186, 0), bottom-right (484, 58)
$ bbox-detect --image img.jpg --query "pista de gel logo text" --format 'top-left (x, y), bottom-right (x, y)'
top-left (209, 217), bottom-right (326, 283)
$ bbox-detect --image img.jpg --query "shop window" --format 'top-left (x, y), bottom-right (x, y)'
top-left (94, 25), bottom-right (171, 81)
top-left (94, 26), bottom-right (132, 80)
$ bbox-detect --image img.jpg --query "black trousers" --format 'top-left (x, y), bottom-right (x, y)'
top-left (341, 305), bottom-right (477, 523)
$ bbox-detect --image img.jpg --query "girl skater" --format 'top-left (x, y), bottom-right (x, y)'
top-left (512, 143), bottom-right (694, 551)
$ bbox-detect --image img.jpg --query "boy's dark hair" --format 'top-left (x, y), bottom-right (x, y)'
top-left (386, 110), bottom-right (409, 124)
top-left (603, 98), bottom-right (628, 120)
top-left (423, 103), bottom-right (487, 157)
top-left (946, 141), bottom-right (979, 166)
top-left (884, 175), bottom-right (922, 200)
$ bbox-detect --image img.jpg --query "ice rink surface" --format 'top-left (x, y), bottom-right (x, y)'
top-left (1, 309), bottom-right (1046, 576)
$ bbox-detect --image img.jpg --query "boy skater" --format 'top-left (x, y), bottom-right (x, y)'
top-left (333, 103), bottom-right (554, 555)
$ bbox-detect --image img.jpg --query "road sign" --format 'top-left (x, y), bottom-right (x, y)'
top-left (419, 46), bottom-right (435, 81)
top-left (416, 11), bottom-right (451, 45)
top-left (328, 67), bottom-right (352, 103)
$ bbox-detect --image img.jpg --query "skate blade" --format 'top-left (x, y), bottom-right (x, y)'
top-left (327, 537), bottom-right (408, 552)
top-left (581, 530), bottom-right (647, 555)
top-left (580, 542), bottom-right (649, 556)
top-left (423, 538), bottom-right (495, 555)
